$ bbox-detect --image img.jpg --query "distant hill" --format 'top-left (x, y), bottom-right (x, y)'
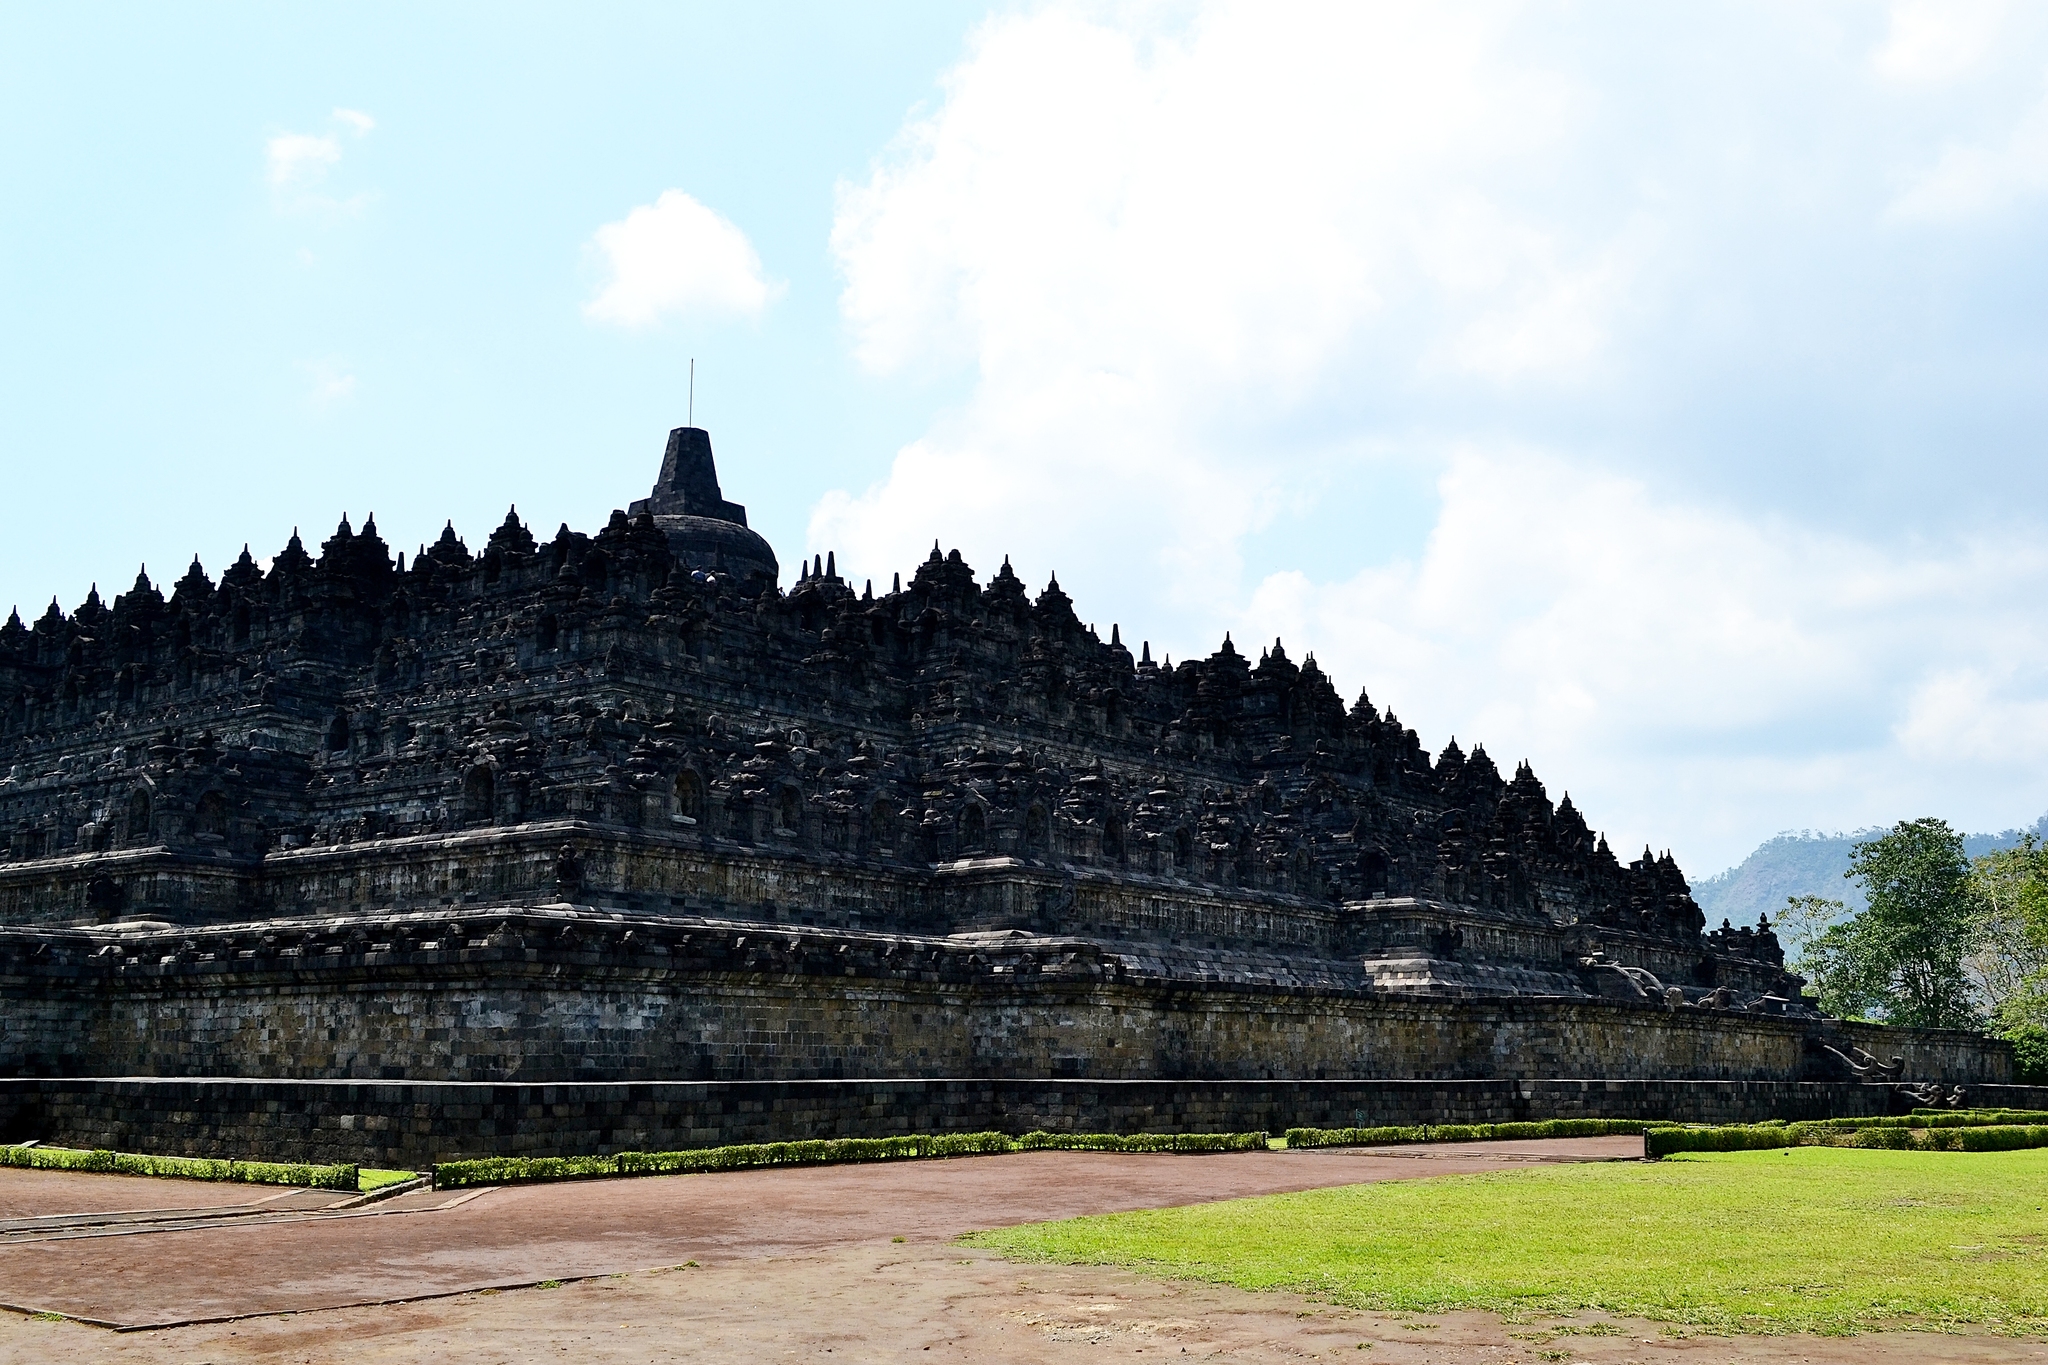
top-left (1692, 814), bottom-right (2048, 955)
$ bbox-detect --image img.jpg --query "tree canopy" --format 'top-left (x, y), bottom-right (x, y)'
top-left (1969, 834), bottom-right (2048, 1076)
top-left (1789, 821), bottom-right (2048, 1076)
top-left (1794, 818), bottom-right (1979, 1030)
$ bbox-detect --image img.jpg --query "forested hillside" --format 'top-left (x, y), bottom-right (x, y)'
top-left (1694, 815), bottom-right (2048, 952)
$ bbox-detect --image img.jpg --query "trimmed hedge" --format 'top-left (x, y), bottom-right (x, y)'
top-left (0, 1143), bottom-right (357, 1190)
top-left (1282, 1112), bottom-right (2048, 1159)
top-left (1284, 1118), bottom-right (1652, 1149)
top-left (434, 1129), bottom-right (1269, 1189)
top-left (1647, 1121), bottom-right (2048, 1157)
top-left (1909, 1108), bottom-right (2048, 1126)
top-left (1798, 1110), bottom-right (2048, 1131)
top-left (1012, 1130), bottom-right (1267, 1153)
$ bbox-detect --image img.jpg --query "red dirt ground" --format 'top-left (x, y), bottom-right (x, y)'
top-left (0, 1139), bottom-right (1646, 1327)
top-left (1, 1137), bottom-right (2040, 1362)
top-left (0, 1167), bottom-right (285, 1219)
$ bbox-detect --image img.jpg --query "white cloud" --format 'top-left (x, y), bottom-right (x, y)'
top-left (301, 359), bottom-right (358, 410)
top-left (1237, 451), bottom-right (2048, 858)
top-left (817, 1), bottom-right (2048, 872)
top-left (266, 132), bottom-right (341, 189)
top-left (1898, 668), bottom-right (2048, 766)
top-left (821, 3), bottom-right (1612, 602)
top-left (583, 191), bottom-right (780, 328)
top-left (833, 5), bottom-right (1586, 388)
top-left (1874, 0), bottom-right (2009, 84)
top-left (1417, 200), bottom-right (1652, 382)
top-left (1889, 73), bottom-right (2048, 220)
top-left (266, 107), bottom-right (374, 212)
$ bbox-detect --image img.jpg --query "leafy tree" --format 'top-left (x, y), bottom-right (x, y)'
top-left (2003, 1022), bottom-right (2048, 1086)
top-left (1790, 819), bottom-right (1979, 1029)
top-left (1783, 896), bottom-right (1869, 1018)
top-left (1968, 834), bottom-right (2048, 1010)
top-left (1968, 835), bottom-right (2048, 1079)
top-left (1848, 818), bottom-right (1980, 1029)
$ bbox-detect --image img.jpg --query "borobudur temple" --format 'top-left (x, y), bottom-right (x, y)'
top-left (0, 427), bottom-right (2024, 1164)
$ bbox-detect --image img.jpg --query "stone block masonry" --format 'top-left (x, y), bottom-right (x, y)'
top-left (0, 909), bottom-right (2008, 1089)
top-left (6, 1076), bottom-right (2044, 1168)
top-left (0, 424), bottom-right (2008, 1161)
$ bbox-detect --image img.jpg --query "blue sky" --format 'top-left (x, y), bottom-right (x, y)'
top-left (5, 2), bottom-right (2048, 875)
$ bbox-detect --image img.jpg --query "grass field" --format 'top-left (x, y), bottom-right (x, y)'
top-left (964, 1148), bottom-right (2048, 1336)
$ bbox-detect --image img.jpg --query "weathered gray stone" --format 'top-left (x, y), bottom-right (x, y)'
top-left (0, 426), bottom-right (2011, 1157)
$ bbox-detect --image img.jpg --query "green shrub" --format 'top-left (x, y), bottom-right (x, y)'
top-left (616, 1135), bottom-right (944, 1176)
top-left (0, 1144), bottom-right (356, 1190)
top-left (433, 1154), bottom-right (616, 1187)
top-left (1912, 1107), bottom-right (2048, 1125)
top-left (433, 1128), bottom-right (1267, 1188)
top-left (926, 1131), bottom-right (1015, 1158)
top-left (1283, 1124), bottom-right (1425, 1148)
top-left (2001, 1022), bottom-right (2048, 1085)
top-left (1832, 1109), bottom-right (2048, 1130)
top-left (1645, 1121), bottom-right (2048, 1158)
top-left (1012, 1130), bottom-right (1265, 1153)
top-left (1941, 1124), bottom-right (2048, 1152)
top-left (1284, 1118), bottom-right (1650, 1149)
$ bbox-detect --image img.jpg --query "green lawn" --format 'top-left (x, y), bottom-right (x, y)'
top-left (358, 1167), bottom-right (423, 1191)
top-left (964, 1148), bottom-right (2048, 1336)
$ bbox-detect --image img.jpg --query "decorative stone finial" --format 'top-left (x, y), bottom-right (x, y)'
top-left (637, 427), bottom-right (750, 526)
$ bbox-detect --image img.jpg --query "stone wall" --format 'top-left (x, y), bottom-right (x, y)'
top-left (0, 821), bottom-right (1792, 1003)
top-left (0, 818), bottom-right (1349, 949)
top-left (7, 1076), bottom-right (2045, 1168)
top-left (0, 845), bottom-right (255, 926)
top-left (1, 909), bottom-right (2008, 1088)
